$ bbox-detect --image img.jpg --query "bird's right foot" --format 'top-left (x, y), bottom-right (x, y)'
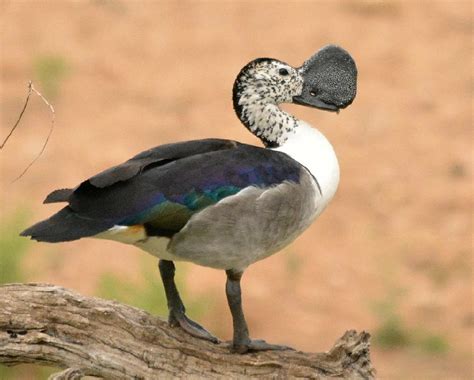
top-left (230, 339), bottom-right (294, 354)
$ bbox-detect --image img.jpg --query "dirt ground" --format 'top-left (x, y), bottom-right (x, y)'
top-left (1, 1), bottom-right (472, 379)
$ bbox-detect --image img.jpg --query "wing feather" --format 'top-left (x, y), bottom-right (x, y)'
top-left (23, 139), bottom-right (303, 241)
top-left (88, 139), bottom-right (237, 188)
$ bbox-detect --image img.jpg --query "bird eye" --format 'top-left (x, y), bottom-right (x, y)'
top-left (310, 91), bottom-right (317, 97)
top-left (279, 68), bottom-right (289, 76)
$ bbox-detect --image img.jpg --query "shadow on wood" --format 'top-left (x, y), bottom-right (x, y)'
top-left (0, 283), bottom-right (375, 379)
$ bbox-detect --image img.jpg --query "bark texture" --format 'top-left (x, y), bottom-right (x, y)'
top-left (0, 283), bottom-right (375, 379)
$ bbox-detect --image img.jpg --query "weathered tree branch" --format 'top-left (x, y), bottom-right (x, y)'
top-left (0, 283), bottom-right (375, 379)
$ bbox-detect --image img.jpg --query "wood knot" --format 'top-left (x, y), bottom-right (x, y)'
top-left (6, 329), bottom-right (27, 338)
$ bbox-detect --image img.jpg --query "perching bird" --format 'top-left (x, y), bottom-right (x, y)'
top-left (21, 45), bottom-right (357, 353)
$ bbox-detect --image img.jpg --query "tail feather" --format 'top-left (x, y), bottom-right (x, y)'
top-left (43, 188), bottom-right (74, 204)
top-left (20, 207), bottom-right (114, 242)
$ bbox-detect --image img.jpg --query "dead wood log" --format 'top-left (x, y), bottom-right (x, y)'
top-left (0, 283), bottom-right (375, 379)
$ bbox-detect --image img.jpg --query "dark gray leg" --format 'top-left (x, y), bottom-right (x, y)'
top-left (225, 269), bottom-right (293, 353)
top-left (158, 260), bottom-right (218, 343)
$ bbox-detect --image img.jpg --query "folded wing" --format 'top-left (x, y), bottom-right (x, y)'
top-left (21, 138), bottom-right (302, 242)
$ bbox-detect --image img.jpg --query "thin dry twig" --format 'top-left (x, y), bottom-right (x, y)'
top-left (0, 81), bottom-right (56, 182)
top-left (0, 81), bottom-right (33, 149)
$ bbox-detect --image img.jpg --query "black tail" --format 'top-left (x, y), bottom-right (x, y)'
top-left (43, 188), bottom-right (74, 204)
top-left (20, 206), bottom-right (114, 242)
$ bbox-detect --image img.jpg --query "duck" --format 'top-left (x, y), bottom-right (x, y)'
top-left (21, 45), bottom-right (357, 354)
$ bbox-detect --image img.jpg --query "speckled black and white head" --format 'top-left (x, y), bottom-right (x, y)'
top-left (233, 45), bottom-right (357, 148)
top-left (233, 59), bottom-right (303, 147)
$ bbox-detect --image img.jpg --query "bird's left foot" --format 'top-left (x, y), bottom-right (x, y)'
top-left (230, 339), bottom-right (294, 354)
top-left (169, 311), bottom-right (220, 344)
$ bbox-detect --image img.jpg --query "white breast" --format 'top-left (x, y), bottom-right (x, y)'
top-left (273, 120), bottom-right (340, 214)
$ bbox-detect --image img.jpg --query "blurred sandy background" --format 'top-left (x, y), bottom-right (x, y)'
top-left (0, 1), bottom-right (472, 379)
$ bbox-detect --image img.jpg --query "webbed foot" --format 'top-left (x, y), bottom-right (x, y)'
top-left (169, 311), bottom-right (219, 343)
top-left (225, 269), bottom-right (295, 354)
top-left (159, 260), bottom-right (219, 344)
top-left (230, 339), bottom-right (294, 354)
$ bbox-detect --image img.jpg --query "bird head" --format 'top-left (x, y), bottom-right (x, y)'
top-left (233, 45), bottom-right (357, 114)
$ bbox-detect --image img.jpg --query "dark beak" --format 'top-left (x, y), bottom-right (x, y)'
top-left (293, 45), bottom-right (357, 112)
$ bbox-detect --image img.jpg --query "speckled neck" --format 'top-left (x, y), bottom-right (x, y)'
top-left (234, 98), bottom-right (297, 148)
top-left (233, 59), bottom-right (302, 148)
